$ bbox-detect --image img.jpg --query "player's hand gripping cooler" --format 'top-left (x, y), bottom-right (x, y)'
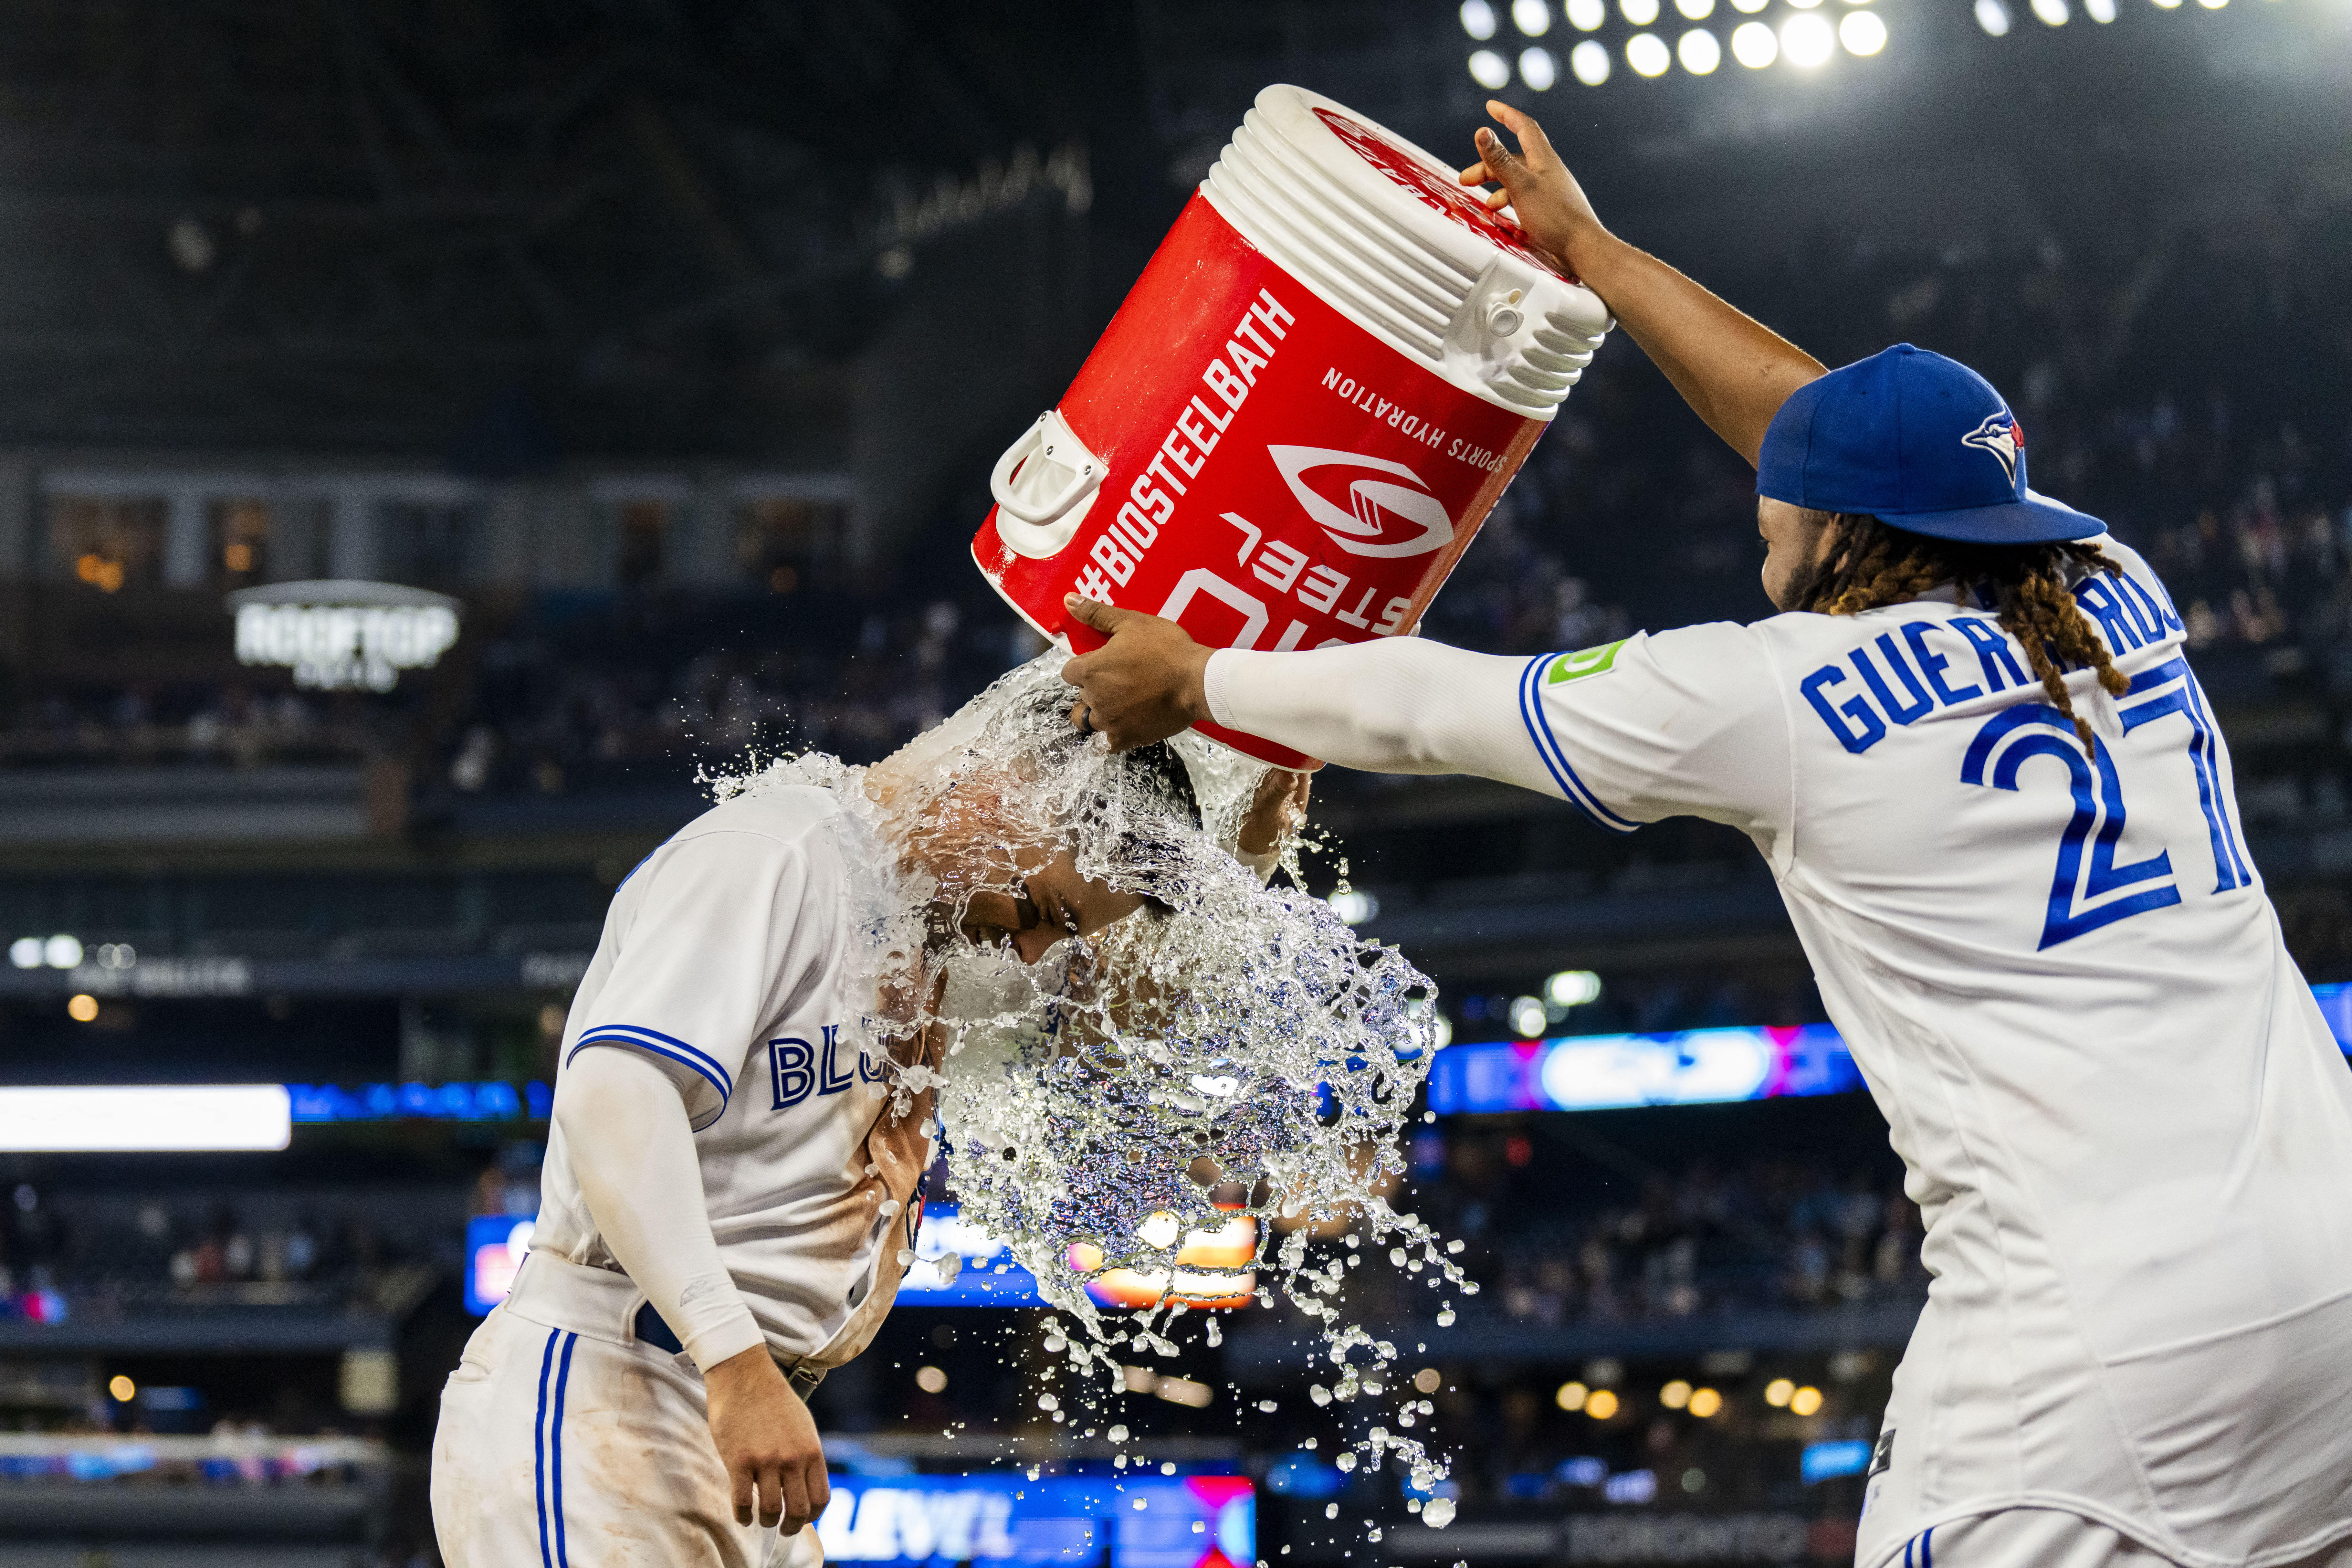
top-left (973, 84), bottom-right (1611, 769)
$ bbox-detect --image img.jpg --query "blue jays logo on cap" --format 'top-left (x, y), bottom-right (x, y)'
top-left (1959, 412), bottom-right (2024, 484)
top-left (1756, 344), bottom-right (2099, 546)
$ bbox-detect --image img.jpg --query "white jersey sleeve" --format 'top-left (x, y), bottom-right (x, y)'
top-left (1513, 623), bottom-right (1794, 844)
top-left (567, 828), bottom-right (817, 1131)
top-left (1204, 637), bottom-right (1556, 789)
top-left (551, 1048), bottom-right (765, 1371)
top-left (1203, 623), bottom-right (1793, 846)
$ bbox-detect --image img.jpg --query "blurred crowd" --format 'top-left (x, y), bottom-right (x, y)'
top-left (4, 213), bottom-right (2345, 801)
top-left (427, 594), bottom-right (1034, 801)
top-left (0, 684), bottom-right (375, 769)
top-left (0, 1180), bottom-right (458, 1323)
top-left (1314, 1130), bottom-right (1926, 1331)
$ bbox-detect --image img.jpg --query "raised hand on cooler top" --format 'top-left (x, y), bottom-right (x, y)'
top-left (1456, 100), bottom-right (1610, 281)
top-left (1456, 100), bottom-right (1825, 467)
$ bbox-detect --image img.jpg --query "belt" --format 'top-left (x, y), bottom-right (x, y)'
top-left (504, 1252), bottom-right (825, 1396)
top-left (632, 1302), bottom-right (826, 1397)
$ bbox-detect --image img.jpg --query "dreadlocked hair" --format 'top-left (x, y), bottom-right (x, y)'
top-left (1800, 511), bottom-right (2128, 755)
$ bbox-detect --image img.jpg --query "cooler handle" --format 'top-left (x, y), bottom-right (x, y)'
top-left (990, 410), bottom-right (1104, 556)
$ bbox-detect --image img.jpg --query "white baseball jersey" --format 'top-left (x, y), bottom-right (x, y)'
top-left (1516, 540), bottom-right (2352, 1568)
top-left (534, 785), bottom-right (935, 1369)
top-left (1202, 537), bottom-right (2352, 1568)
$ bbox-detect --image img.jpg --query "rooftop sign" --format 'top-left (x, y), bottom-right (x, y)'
top-left (226, 579), bottom-right (459, 691)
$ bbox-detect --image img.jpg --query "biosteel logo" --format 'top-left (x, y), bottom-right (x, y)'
top-left (1269, 445), bottom-right (1455, 559)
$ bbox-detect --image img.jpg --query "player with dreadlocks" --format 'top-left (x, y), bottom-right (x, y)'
top-left (1060, 101), bottom-right (2352, 1568)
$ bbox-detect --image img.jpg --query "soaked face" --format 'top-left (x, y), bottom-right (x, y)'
top-left (1759, 496), bottom-right (1840, 611)
top-left (903, 771), bottom-right (1155, 966)
top-left (955, 846), bottom-right (1151, 966)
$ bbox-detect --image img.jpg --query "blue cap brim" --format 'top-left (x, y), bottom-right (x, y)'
top-left (1871, 487), bottom-right (2104, 545)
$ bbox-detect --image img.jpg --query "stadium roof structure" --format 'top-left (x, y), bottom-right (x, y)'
top-left (0, 0), bottom-right (1118, 458)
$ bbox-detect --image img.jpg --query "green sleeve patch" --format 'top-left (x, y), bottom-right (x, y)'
top-left (1545, 638), bottom-right (1628, 684)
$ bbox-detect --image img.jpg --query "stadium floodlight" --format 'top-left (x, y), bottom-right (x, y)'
top-left (44, 935), bottom-right (82, 970)
top-left (1521, 46), bottom-right (1560, 87)
top-left (1469, 47), bottom-right (1514, 86)
top-left (1626, 30), bottom-right (1672, 72)
top-left (2150, 0), bottom-right (2183, 9)
top-left (1786, 0), bottom-right (1824, 10)
top-left (1462, 0), bottom-right (1500, 38)
top-left (1571, 37), bottom-right (1614, 79)
top-left (2194, 0), bottom-right (2226, 8)
top-left (2031, 0), bottom-right (2070, 23)
top-left (1329, 889), bottom-right (1380, 925)
top-left (1976, 0), bottom-right (2014, 27)
top-left (1731, 0), bottom-right (1771, 13)
top-left (1545, 969), bottom-right (1603, 1007)
top-left (1731, 20), bottom-right (1780, 62)
top-left (1515, 0), bottom-right (1555, 34)
top-left (1568, 0), bottom-right (1608, 24)
top-left (1510, 996), bottom-right (1549, 1038)
top-left (1781, 11), bottom-right (1835, 62)
top-left (1840, 10), bottom-right (1888, 51)
top-left (1622, 0), bottom-right (1662, 24)
top-left (1676, 0), bottom-right (1717, 18)
top-left (7, 938), bottom-right (39, 970)
top-left (0, 1086), bottom-right (292, 1152)
top-left (1678, 28), bottom-right (1723, 71)
top-left (2084, 0), bottom-right (2116, 17)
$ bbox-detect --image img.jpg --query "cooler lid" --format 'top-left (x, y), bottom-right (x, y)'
top-left (1260, 87), bottom-right (1565, 280)
top-left (1242, 88), bottom-right (1571, 282)
top-left (1207, 85), bottom-right (1612, 417)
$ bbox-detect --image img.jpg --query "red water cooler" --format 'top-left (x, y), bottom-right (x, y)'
top-left (972, 85), bottom-right (1611, 769)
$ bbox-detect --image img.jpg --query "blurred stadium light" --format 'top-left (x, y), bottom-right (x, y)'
top-left (1458, 0), bottom-right (2310, 87)
top-left (1434, 981), bottom-right (2352, 1111)
top-left (1802, 1440), bottom-right (1875, 1483)
top-left (1432, 1025), bottom-right (1864, 1113)
top-left (0, 1086), bottom-right (289, 1152)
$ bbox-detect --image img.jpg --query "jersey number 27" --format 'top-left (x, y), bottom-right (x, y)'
top-left (1960, 656), bottom-right (2249, 951)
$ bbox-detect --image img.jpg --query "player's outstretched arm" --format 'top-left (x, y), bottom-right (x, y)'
top-left (1460, 101), bottom-right (1824, 467)
top-left (556, 1049), bottom-right (829, 1534)
top-left (1060, 597), bottom-right (1553, 792)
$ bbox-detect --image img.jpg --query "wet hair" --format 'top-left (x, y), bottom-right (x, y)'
top-left (1795, 511), bottom-right (2127, 754)
top-left (1019, 689), bottom-right (1202, 914)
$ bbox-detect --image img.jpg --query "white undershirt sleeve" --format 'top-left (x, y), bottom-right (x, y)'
top-left (553, 1047), bottom-right (766, 1372)
top-left (1203, 639), bottom-right (1561, 795)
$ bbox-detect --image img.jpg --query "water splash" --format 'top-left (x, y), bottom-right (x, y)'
top-left (710, 653), bottom-right (1467, 1494)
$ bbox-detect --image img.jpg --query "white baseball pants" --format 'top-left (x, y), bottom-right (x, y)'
top-left (431, 1256), bottom-right (822, 1568)
top-left (1887, 1510), bottom-right (2352, 1568)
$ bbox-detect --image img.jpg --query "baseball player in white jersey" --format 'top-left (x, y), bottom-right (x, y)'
top-left (430, 681), bottom-right (1304, 1568)
top-left (1059, 103), bottom-right (2352, 1568)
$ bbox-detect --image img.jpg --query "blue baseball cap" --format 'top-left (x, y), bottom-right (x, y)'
top-left (1756, 344), bottom-right (2102, 544)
